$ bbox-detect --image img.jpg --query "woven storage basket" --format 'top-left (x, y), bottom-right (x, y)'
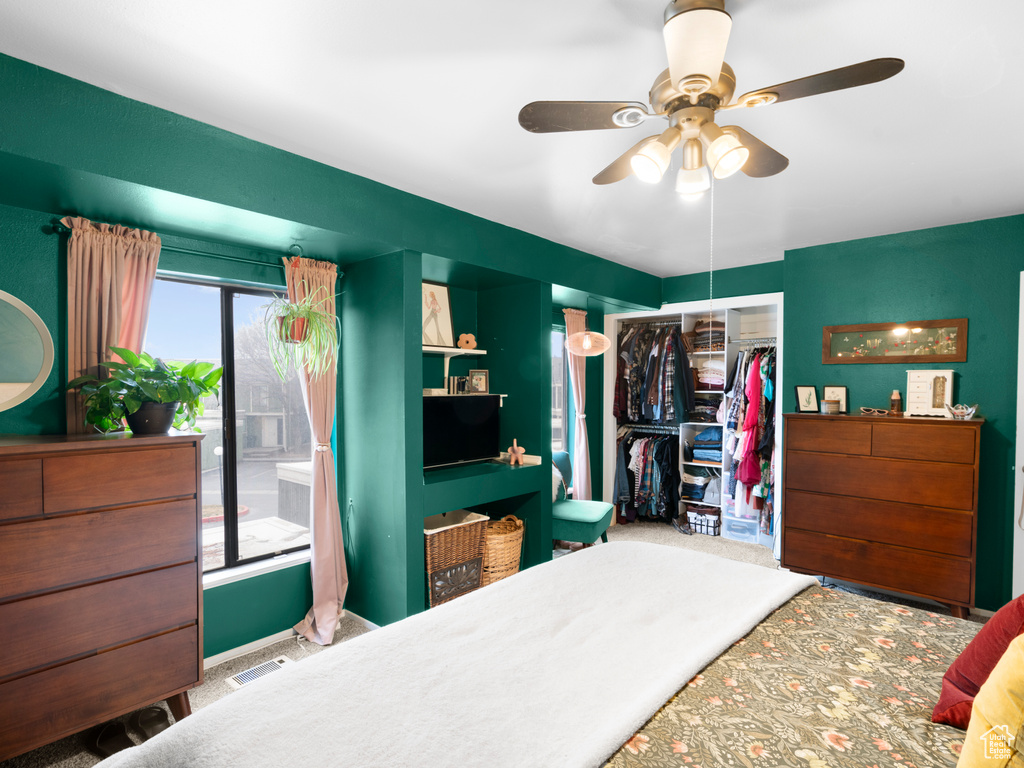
top-left (481, 515), bottom-right (525, 587)
top-left (423, 510), bottom-right (488, 607)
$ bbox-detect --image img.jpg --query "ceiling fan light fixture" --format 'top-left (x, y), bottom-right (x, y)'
top-left (699, 122), bottom-right (749, 179)
top-left (676, 166), bottom-right (710, 199)
top-left (663, 1), bottom-right (732, 97)
top-left (630, 128), bottom-right (681, 184)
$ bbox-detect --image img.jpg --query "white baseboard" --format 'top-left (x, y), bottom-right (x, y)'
top-left (203, 610), bottom-right (379, 669)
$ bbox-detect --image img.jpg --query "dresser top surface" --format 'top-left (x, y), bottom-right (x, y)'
top-left (783, 413), bottom-right (984, 427)
top-left (0, 431), bottom-right (203, 457)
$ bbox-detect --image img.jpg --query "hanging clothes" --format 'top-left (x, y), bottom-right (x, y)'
top-left (614, 323), bottom-right (694, 425)
top-left (612, 428), bottom-right (680, 524)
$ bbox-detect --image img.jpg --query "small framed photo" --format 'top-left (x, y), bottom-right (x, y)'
top-left (823, 385), bottom-right (848, 413)
top-left (795, 385), bottom-right (819, 413)
top-left (422, 281), bottom-right (455, 347)
top-left (468, 369), bottom-right (489, 394)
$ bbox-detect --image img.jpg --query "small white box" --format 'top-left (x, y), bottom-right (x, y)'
top-left (905, 369), bottom-right (953, 417)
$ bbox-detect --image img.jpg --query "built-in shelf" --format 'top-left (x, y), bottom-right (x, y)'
top-left (423, 345), bottom-right (487, 378)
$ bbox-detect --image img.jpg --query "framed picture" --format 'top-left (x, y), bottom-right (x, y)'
top-left (823, 385), bottom-right (848, 413)
top-left (795, 386), bottom-right (819, 413)
top-left (422, 281), bottom-right (454, 347)
top-left (468, 369), bottom-right (489, 394)
top-left (822, 318), bottom-right (967, 365)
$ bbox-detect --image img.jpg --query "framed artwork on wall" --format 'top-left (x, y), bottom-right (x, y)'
top-left (469, 369), bottom-right (489, 393)
top-left (822, 318), bottom-right (967, 364)
top-left (823, 385), bottom-right (848, 413)
top-left (795, 385), bottom-right (818, 413)
top-left (422, 281), bottom-right (454, 347)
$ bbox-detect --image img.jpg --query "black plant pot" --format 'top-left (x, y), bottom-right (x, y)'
top-left (125, 401), bottom-right (178, 435)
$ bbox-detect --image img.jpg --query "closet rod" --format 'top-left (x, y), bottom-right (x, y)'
top-left (50, 221), bottom-right (291, 273)
top-left (733, 336), bottom-right (777, 346)
top-left (622, 423), bottom-right (680, 434)
top-left (621, 319), bottom-right (680, 328)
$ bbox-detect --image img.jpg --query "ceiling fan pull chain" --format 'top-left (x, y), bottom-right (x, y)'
top-left (708, 177), bottom-right (714, 343)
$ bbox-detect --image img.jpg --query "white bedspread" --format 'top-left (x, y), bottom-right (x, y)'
top-left (100, 542), bottom-right (817, 768)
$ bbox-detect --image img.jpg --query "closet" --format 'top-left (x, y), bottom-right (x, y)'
top-left (602, 293), bottom-right (783, 554)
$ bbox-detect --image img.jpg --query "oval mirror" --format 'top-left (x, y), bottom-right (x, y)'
top-left (0, 289), bottom-right (54, 411)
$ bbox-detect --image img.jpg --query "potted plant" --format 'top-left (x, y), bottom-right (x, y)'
top-left (263, 286), bottom-right (340, 381)
top-left (67, 346), bottom-right (223, 434)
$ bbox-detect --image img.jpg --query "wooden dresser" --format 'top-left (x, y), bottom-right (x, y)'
top-left (0, 432), bottom-right (204, 760)
top-left (781, 413), bottom-right (981, 618)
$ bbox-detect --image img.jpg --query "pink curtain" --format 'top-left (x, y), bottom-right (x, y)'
top-left (285, 256), bottom-right (348, 645)
top-left (63, 216), bottom-right (161, 433)
top-left (563, 308), bottom-right (592, 500)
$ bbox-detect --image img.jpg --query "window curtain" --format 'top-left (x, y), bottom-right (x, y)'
top-left (562, 308), bottom-right (593, 500)
top-left (63, 216), bottom-right (161, 434)
top-left (284, 256), bottom-right (349, 645)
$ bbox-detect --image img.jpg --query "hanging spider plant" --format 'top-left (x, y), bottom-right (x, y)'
top-left (263, 285), bottom-right (340, 381)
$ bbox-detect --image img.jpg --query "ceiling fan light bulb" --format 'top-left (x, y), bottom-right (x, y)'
top-left (630, 140), bottom-right (672, 183)
top-left (675, 166), bottom-right (710, 197)
top-left (663, 6), bottom-right (732, 95)
top-left (707, 132), bottom-right (749, 179)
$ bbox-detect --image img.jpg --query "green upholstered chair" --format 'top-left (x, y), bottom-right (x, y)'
top-left (552, 450), bottom-right (613, 545)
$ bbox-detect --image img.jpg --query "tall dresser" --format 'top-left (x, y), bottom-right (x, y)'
top-left (782, 413), bottom-right (981, 619)
top-left (0, 432), bottom-right (204, 760)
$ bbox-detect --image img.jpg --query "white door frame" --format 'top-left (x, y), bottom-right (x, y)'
top-left (1014, 273), bottom-right (1024, 598)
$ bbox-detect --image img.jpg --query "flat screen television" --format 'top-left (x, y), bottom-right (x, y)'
top-left (423, 395), bottom-right (501, 469)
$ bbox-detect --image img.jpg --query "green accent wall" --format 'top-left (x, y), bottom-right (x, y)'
top-left (662, 260), bottom-right (784, 304)
top-left (783, 214), bottom-right (1024, 611)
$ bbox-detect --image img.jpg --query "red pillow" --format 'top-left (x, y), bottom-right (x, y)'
top-left (932, 594), bottom-right (1024, 729)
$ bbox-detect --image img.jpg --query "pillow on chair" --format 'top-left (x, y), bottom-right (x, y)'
top-left (933, 594), bottom-right (1024, 729)
top-left (552, 463), bottom-right (567, 503)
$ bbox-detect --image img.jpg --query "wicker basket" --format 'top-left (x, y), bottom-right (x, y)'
top-left (481, 515), bottom-right (525, 587)
top-left (424, 510), bottom-right (488, 606)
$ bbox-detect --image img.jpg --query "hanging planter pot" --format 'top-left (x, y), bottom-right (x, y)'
top-left (263, 286), bottom-right (340, 382)
top-left (277, 316), bottom-right (308, 344)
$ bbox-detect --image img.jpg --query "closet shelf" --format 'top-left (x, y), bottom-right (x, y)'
top-left (694, 390), bottom-right (724, 395)
top-left (683, 459), bottom-right (721, 467)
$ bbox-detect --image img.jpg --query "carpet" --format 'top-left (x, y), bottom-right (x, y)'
top-left (606, 519), bottom-right (779, 569)
top-left (99, 542), bottom-right (816, 768)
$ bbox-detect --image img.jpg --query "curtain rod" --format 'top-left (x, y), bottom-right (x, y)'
top-left (50, 221), bottom-right (298, 273)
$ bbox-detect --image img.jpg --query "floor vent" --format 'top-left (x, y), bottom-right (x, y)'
top-left (226, 656), bottom-right (293, 690)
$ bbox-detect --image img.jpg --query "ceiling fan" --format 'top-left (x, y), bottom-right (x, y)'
top-left (518, 0), bottom-right (904, 200)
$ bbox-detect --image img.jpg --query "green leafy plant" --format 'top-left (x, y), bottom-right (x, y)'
top-left (67, 346), bottom-right (223, 433)
top-left (263, 285), bottom-right (340, 381)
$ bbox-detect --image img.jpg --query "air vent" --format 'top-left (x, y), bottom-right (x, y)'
top-left (225, 656), bottom-right (293, 690)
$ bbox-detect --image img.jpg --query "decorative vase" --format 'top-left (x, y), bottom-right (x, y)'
top-left (278, 316), bottom-right (307, 344)
top-left (126, 401), bottom-right (178, 435)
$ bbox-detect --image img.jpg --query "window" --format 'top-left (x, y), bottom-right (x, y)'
top-left (552, 329), bottom-right (566, 452)
top-left (146, 278), bottom-right (312, 572)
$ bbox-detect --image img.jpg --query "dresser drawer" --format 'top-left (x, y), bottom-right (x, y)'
top-left (0, 626), bottom-right (198, 761)
top-left (0, 563), bottom-right (197, 682)
top-left (0, 499), bottom-right (197, 600)
top-left (785, 418), bottom-right (871, 455)
top-left (43, 445), bottom-right (196, 514)
top-left (785, 451), bottom-right (975, 510)
top-left (0, 459), bottom-right (42, 521)
top-left (784, 490), bottom-right (972, 557)
top-left (783, 529), bottom-right (971, 604)
top-left (871, 422), bottom-right (976, 464)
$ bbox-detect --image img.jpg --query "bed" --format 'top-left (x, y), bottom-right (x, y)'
top-left (97, 542), bottom-right (978, 768)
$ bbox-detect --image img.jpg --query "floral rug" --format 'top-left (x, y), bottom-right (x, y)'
top-left (604, 585), bottom-right (979, 768)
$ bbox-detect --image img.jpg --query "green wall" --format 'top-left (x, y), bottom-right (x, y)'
top-left (662, 260), bottom-right (784, 304)
top-left (783, 213), bottom-right (1024, 611)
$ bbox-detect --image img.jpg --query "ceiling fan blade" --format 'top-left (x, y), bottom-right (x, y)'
top-left (518, 101), bottom-right (650, 133)
top-left (592, 136), bottom-right (659, 185)
top-left (722, 126), bottom-right (789, 177)
top-left (727, 57), bottom-right (905, 109)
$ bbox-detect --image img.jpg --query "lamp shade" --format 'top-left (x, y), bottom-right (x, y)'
top-left (566, 330), bottom-right (611, 357)
top-left (676, 165), bottom-right (710, 199)
top-left (630, 127), bottom-right (681, 184)
top-left (663, 5), bottom-right (732, 96)
top-left (699, 122), bottom-right (749, 179)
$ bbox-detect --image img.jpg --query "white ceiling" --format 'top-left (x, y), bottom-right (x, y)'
top-left (1, 1), bottom-right (1023, 277)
